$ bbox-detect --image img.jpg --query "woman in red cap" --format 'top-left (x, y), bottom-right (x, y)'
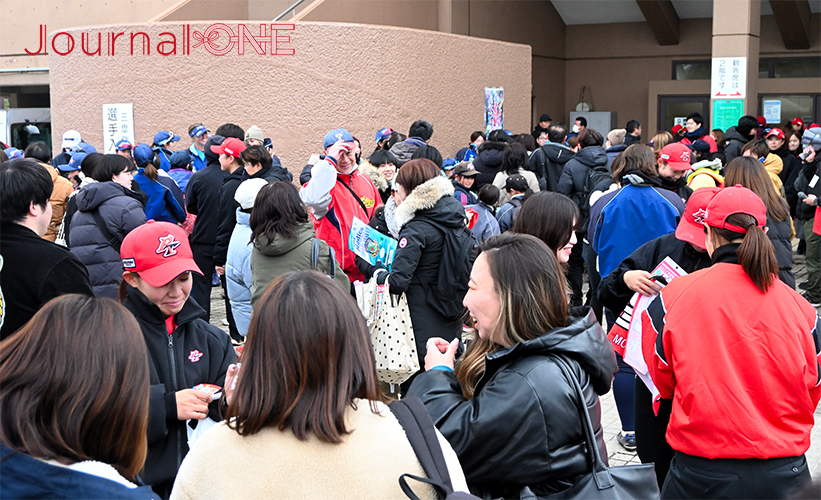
top-left (118, 220), bottom-right (237, 499)
top-left (642, 186), bottom-right (820, 499)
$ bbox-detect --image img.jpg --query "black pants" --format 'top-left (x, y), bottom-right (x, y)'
top-left (219, 273), bottom-right (241, 342)
top-left (634, 377), bottom-right (674, 488)
top-left (662, 451), bottom-right (811, 500)
top-left (190, 245), bottom-right (214, 322)
top-left (566, 231), bottom-right (585, 307)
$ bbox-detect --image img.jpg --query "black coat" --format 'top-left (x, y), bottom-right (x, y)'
top-left (598, 232), bottom-right (712, 314)
top-left (557, 146), bottom-right (609, 233)
top-left (122, 285), bottom-right (237, 490)
top-left (723, 126), bottom-right (751, 164)
top-left (773, 145), bottom-right (800, 215)
top-left (795, 156), bottom-right (821, 220)
top-left (407, 311), bottom-right (617, 498)
top-left (767, 214), bottom-right (795, 288)
top-left (0, 223), bottom-right (93, 340)
top-left (389, 177), bottom-right (470, 364)
top-left (472, 141), bottom-right (506, 190)
top-left (186, 157), bottom-right (226, 250)
top-left (213, 166), bottom-right (246, 267)
top-left (527, 142), bottom-right (575, 192)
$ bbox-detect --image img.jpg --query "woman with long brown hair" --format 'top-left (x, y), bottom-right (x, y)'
top-left (407, 234), bottom-right (617, 498)
top-left (0, 295), bottom-right (159, 499)
top-left (724, 156), bottom-right (794, 287)
top-left (170, 271), bottom-right (467, 499)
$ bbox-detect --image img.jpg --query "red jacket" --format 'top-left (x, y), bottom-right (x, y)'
top-left (642, 244), bottom-right (821, 459)
top-left (301, 160), bottom-right (381, 283)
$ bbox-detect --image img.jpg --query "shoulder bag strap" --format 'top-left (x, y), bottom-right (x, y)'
top-left (550, 355), bottom-right (612, 485)
top-left (337, 178), bottom-right (370, 217)
top-left (311, 238), bottom-right (320, 270)
top-left (91, 209), bottom-right (122, 252)
top-left (389, 397), bottom-right (454, 499)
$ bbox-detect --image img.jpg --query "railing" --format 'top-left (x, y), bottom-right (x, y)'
top-left (273, 0), bottom-right (310, 21)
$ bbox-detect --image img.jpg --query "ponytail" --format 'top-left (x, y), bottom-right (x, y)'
top-left (711, 213), bottom-right (777, 292)
top-left (143, 161), bottom-right (158, 181)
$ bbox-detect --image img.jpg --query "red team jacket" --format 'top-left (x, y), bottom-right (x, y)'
top-left (642, 246), bottom-right (821, 459)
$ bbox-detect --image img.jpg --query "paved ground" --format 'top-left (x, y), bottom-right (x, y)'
top-left (209, 247), bottom-right (821, 478)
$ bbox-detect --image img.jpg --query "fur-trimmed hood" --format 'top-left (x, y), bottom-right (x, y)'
top-left (358, 160), bottom-right (390, 192)
top-left (394, 175), bottom-right (459, 229)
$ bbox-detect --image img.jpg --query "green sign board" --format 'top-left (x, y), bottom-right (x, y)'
top-left (712, 99), bottom-right (744, 132)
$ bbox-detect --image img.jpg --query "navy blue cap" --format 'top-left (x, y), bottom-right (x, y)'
top-left (323, 128), bottom-right (355, 150)
top-left (170, 150), bottom-right (191, 169)
top-left (133, 143), bottom-right (154, 168)
top-left (58, 152), bottom-right (86, 171)
top-left (189, 125), bottom-right (209, 138)
top-left (115, 139), bottom-right (133, 151)
top-left (72, 142), bottom-right (96, 153)
top-left (154, 131), bottom-right (180, 146)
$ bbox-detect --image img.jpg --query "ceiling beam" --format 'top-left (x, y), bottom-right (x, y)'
top-left (770, 0), bottom-right (811, 50)
top-left (636, 0), bottom-right (680, 46)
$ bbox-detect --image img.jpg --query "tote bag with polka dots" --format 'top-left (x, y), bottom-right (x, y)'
top-left (355, 277), bottom-right (420, 385)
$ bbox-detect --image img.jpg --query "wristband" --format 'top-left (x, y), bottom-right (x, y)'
top-left (431, 365), bottom-right (454, 373)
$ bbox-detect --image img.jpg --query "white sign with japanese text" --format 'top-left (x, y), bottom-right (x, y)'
top-left (102, 104), bottom-right (135, 154)
top-left (711, 57), bottom-right (746, 99)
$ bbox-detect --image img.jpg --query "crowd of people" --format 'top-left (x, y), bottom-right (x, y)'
top-left (1, 112), bottom-right (821, 500)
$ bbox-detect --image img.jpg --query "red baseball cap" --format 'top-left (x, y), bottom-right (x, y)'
top-left (675, 187), bottom-right (720, 249)
top-left (120, 221), bottom-right (203, 287)
top-left (705, 185), bottom-right (767, 234)
top-left (672, 124), bottom-right (683, 134)
top-left (766, 128), bottom-right (785, 139)
top-left (210, 137), bottom-right (246, 158)
top-left (791, 117), bottom-right (804, 127)
top-left (659, 143), bottom-right (692, 171)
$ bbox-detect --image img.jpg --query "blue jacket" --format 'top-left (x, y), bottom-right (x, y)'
top-left (0, 444), bottom-right (160, 499)
top-left (133, 171), bottom-right (186, 224)
top-left (466, 202), bottom-right (500, 242)
top-left (496, 194), bottom-right (525, 233)
top-left (188, 144), bottom-right (207, 172)
top-left (168, 168), bottom-right (193, 194)
top-left (591, 173), bottom-right (684, 278)
top-left (226, 209), bottom-right (253, 337)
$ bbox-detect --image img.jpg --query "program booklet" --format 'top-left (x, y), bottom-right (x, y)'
top-left (349, 217), bottom-right (398, 271)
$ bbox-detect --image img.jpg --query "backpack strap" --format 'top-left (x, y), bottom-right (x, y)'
top-left (91, 210), bottom-right (122, 252)
top-left (311, 238), bottom-right (337, 280)
top-left (389, 397), bottom-right (454, 499)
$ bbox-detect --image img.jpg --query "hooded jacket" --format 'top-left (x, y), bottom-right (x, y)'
top-left (407, 310), bottom-right (617, 498)
top-left (472, 141), bottom-right (507, 190)
top-left (557, 146), bottom-right (610, 234)
top-left (389, 137), bottom-right (426, 167)
top-left (250, 220), bottom-right (348, 306)
top-left (687, 158), bottom-right (724, 190)
top-left (763, 153), bottom-right (784, 194)
top-left (186, 137), bottom-right (227, 249)
top-left (465, 202), bottom-right (500, 243)
top-left (39, 161), bottom-right (74, 242)
top-left (122, 285), bottom-right (237, 490)
top-left (69, 181), bottom-right (147, 298)
top-left (527, 142), bottom-right (576, 192)
top-left (723, 126), bottom-right (752, 164)
top-left (359, 160), bottom-right (392, 204)
top-left (0, 445), bottom-right (160, 500)
top-left (590, 171), bottom-right (685, 278)
top-left (226, 209), bottom-right (253, 337)
top-left (387, 176), bottom-right (472, 363)
top-left (604, 143), bottom-right (628, 170)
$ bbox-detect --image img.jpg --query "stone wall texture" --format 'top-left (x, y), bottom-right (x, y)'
top-left (48, 21), bottom-right (531, 178)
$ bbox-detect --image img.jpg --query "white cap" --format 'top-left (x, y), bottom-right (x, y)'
top-left (234, 178), bottom-right (268, 210)
top-left (61, 130), bottom-right (81, 149)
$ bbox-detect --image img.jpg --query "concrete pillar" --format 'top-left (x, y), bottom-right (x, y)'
top-left (712, 0), bottom-right (760, 116)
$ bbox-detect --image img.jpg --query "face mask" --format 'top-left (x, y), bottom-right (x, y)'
top-left (572, 125), bottom-right (580, 133)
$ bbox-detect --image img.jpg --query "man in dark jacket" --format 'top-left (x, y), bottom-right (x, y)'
top-left (185, 135), bottom-right (226, 321)
top-left (624, 119), bottom-right (642, 146)
top-left (0, 159), bottom-right (94, 340)
top-left (530, 113), bottom-right (551, 141)
top-left (557, 128), bottom-right (609, 307)
top-left (795, 149), bottom-right (821, 305)
top-left (723, 115), bottom-right (759, 164)
top-left (389, 120), bottom-right (432, 167)
top-left (527, 123), bottom-right (574, 192)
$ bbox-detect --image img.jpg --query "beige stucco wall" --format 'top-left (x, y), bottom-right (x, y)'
top-left (47, 21), bottom-right (530, 176)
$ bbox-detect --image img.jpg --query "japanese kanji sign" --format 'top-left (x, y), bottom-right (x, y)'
top-left (711, 57), bottom-right (746, 99)
top-left (102, 103), bottom-right (135, 153)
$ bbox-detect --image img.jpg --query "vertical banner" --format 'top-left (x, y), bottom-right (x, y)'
top-left (711, 57), bottom-right (747, 99)
top-left (102, 103), bottom-right (135, 153)
top-left (484, 87), bottom-right (504, 135)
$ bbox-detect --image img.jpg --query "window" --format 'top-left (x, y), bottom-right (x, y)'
top-left (758, 94), bottom-right (819, 128)
top-left (673, 60), bottom-right (711, 80)
top-left (759, 58), bottom-right (821, 79)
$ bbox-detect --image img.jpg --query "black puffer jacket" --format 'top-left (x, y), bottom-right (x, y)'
top-left (407, 310), bottom-right (617, 498)
top-left (472, 141), bottom-right (506, 190)
top-left (387, 176), bottom-right (473, 365)
top-left (773, 145), bottom-right (800, 215)
top-left (122, 285), bottom-right (237, 491)
top-left (527, 142), bottom-right (575, 192)
top-left (795, 156), bottom-right (821, 220)
top-left (723, 126), bottom-right (751, 164)
top-left (598, 232), bottom-right (712, 314)
top-left (767, 213), bottom-right (795, 288)
top-left (213, 166), bottom-right (246, 267)
top-left (557, 146), bottom-right (609, 233)
top-left (69, 181), bottom-right (146, 298)
top-left (186, 136), bottom-right (226, 249)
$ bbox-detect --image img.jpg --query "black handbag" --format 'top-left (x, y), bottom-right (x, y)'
top-left (520, 356), bottom-right (660, 500)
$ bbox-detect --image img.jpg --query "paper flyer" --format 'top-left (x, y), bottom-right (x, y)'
top-left (349, 218), bottom-right (398, 271)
